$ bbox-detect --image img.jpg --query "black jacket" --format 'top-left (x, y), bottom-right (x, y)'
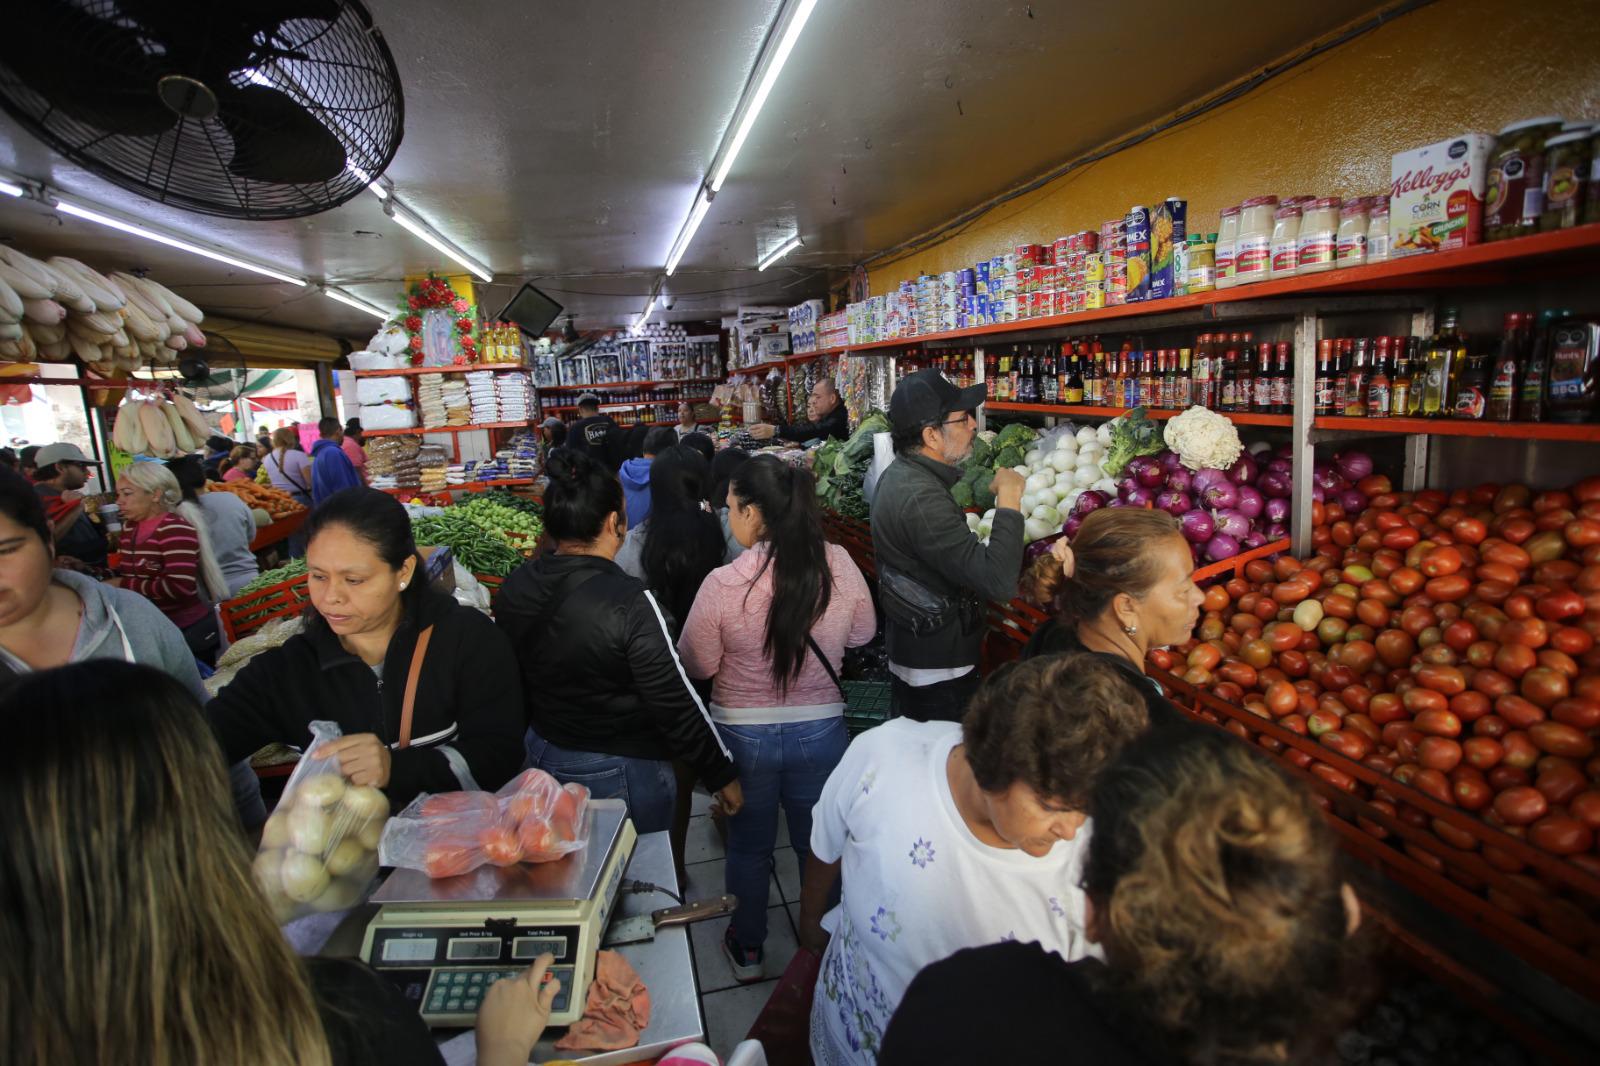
top-left (308, 957), bottom-right (444, 1066)
top-left (1023, 619), bottom-right (1199, 737)
top-left (494, 552), bottom-right (736, 791)
top-left (566, 414), bottom-right (622, 468)
top-left (870, 451), bottom-right (1024, 670)
top-left (777, 401), bottom-right (849, 443)
top-left (207, 588), bottom-right (525, 807)
top-left (880, 943), bottom-right (1176, 1066)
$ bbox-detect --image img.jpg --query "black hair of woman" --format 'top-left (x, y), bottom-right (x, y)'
top-left (0, 464), bottom-right (52, 546)
top-left (680, 432), bottom-right (714, 466)
top-left (729, 455), bottom-right (833, 693)
top-left (709, 447), bottom-right (751, 508)
top-left (302, 487), bottom-right (428, 631)
top-left (166, 455), bottom-right (207, 503)
top-left (542, 448), bottom-right (624, 544)
top-left (640, 444), bottom-right (724, 623)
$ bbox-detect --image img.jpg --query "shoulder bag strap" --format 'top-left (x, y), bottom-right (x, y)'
top-left (397, 624), bottom-right (435, 749)
top-left (805, 634), bottom-right (846, 702)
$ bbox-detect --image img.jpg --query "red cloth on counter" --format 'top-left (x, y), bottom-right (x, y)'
top-left (553, 949), bottom-right (652, 1052)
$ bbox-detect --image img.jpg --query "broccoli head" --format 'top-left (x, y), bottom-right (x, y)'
top-left (995, 446), bottom-right (1023, 469)
top-left (950, 480), bottom-right (975, 508)
top-left (970, 434), bottom-right (994, 468)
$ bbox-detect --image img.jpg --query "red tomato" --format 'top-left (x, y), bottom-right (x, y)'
top-left (1570, 791), bottom-right (1600, 830)
top-left (1491, 786), bottom-right (1549, 826)
top-left (1415, 664), bottom-right (1467, 695)
top-left (1424, 574), bottom-right (1472, 602)
top-left (1417, 736), bottom-right (1462, 773)
top-left (1527, 720), bottom-right (1595, 758)
top-left (1462, 736), bottom-right (1504, 769)
top-left (1529, 814), bottom-right (1594, 856)
top-left (1535, 589), bottom-right (1585, 621)
top-left (1413, 707), bottom-right (1462, 737)
top-left (1520, 666), bottom-right (1570, 709)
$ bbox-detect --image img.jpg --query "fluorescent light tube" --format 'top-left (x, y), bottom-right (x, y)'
top-left (52, 198), bottom-right (306, 286)
top-left (347, 164), bottom-right (389, 200)
top-left (709, 0), bottom-right (820, 193)
top-left (324, 287), bottom-right (391, 320)
top-left (665, 189), bottom-right (713, 277)
top-left (758, 234), bottom-right (803, 271)
top-left (390, 208), bottom-right (493, 283)
top-left (0, 178), bottom-right (23, 198)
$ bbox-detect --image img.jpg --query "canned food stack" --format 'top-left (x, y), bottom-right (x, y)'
top-left (1101, 218), bottom-right (1127, 305)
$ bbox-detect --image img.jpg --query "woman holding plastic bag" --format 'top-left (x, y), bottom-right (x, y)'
top-left (0, 661), bottom-right (562, 1066)
top-left (207, 488), bottom-right (525, 808)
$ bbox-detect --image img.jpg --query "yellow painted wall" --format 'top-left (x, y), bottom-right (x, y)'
top-left (867, 0), bottom-right (1600, 293)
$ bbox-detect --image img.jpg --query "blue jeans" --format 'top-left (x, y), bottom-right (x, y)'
top-left (719, 717), bottom-right (849, 950)
top-left (523, 729), bottom-right (677, 834)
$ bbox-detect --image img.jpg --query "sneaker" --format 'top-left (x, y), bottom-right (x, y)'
top-left (721, 925), bottom-right (765, 984)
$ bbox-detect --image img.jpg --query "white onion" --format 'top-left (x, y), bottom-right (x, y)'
top-left (309, 875), bottom-right (368, 913)
top-left (1025, 448), bottom-right (1043, 466)
top-left (1072, 466), bottom-right (1099, 488)
top-left (1092, 478), bottom-right (1119, 496)
top-left (252, 849), bottom-right (284, 895)
top-left (340, 785), bottom-right (388, 822)
top-left (261, 813), bottom-right (289, 849)
top-left (357, 818), bottom-right (385, 851)
top-left (1011, 465), bottom-right (1030, 477)
top-left (1024, 517), bottom-right (1055, 542)
top-left (280, 851), bottom-right (330, 902)
top-left (324, 838), bottom-right (370, 877)
top-left (295, 774), bottom-right (346, 809)
top-left (1035, 486), bottom-right (1060, 508)
top-left (1048, 449), bottom-right (1077, 473)
top-left (1020, 492), bottom-right (1039, 513)
top-left (288, 805), bottom-right (330, 856)
top-left (982, 508), bottom-right (997, 521)
top-left (1024, 472), bottom-right (1054, 493)
top-left (1075, 425), bottom-right (1099, 445)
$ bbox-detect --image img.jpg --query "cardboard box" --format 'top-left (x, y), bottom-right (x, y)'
top-left (1389, 133), bottom-right (1493, 256)
top-left (756, 332), bottom-right (792, 358)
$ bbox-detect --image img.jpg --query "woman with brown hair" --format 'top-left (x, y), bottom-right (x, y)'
top-left (0, 660), bottom-right (557, 1066)
top-left (1024, 508), bottom-right (1208, 718)
top-left (880, 727), bottom-right (1362, 1065)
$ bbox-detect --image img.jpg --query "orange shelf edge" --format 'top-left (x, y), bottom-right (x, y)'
top-left (1314, 415), bottom-right (1600, 441)
top-left (810, 224), bottom-right (1600, 356)
top-left (987, 401), bottom-right (1291, 427)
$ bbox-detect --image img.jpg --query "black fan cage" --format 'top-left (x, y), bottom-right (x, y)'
top-left (0, 0), bottom-right (404, 221)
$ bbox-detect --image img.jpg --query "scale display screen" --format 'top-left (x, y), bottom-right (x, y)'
top-left (512, 936), bottom-right (568, 960)
top-left (382, 938), bottom-right (438, 963)
top-left (447, 938), bottom-right (504, 961)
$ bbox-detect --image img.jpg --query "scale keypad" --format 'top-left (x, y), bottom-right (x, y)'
top-left (424, 967), bottom-right (574, 1016)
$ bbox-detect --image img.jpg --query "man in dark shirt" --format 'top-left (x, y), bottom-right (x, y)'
top-left (565, 394), bottom-right (623, 468)
top-left (747, 378), bottom-right (849, 443)
top-left (30, 442), bottom-right (108, 568)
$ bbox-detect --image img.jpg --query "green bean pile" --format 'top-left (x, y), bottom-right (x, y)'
top-left (410, 511), bottom-right (523, 577)
top-left (452, 497), bottom-right (544, 549)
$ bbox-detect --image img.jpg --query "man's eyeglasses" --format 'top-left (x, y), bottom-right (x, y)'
top-left (940, 411), bottom-right (975, 426)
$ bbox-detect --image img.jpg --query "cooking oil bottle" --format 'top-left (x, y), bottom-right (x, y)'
top-left (1421, 308), bottom-right (1466, 417)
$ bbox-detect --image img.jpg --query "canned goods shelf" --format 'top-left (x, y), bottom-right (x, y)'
top-left (987, 401), bottom-right (1291, 427)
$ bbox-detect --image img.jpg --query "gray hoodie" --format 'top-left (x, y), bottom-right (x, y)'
top-left (0, 570), bottom-right (265, 828)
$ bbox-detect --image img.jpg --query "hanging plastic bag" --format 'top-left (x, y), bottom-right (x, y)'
top-left (252, 721), bottom-right (390, 923)
top-left (380, 768), bottom-right (591, 879)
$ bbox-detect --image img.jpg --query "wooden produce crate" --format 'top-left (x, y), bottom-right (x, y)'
top-left (821, 511), bottom-right (876, 581)
top-left (221, 573), bottom-right (309, 641)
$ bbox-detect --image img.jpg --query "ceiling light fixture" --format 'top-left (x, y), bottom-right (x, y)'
top-left (323, 286), bottom-right (391, 320)
top-left (757, 234), bottom-right (803, 271)
top-left (346, 164), bottom-right (390, 200)
top-left (0, 177), bottom-right (23, 198)
top-left (665, 188), bottom-right (713, 277)
top-left (387, 205), bottom-right (493, 283)
top-left (709, 0), bottom-right (821, 193)
top-left (52, 197), bottom-right (307, 286)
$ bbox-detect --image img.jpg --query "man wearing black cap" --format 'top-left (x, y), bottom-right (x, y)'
top-left (872, 369), bottom-right (1025, 722)
top-left (566, 393), bottom-right (623, 469)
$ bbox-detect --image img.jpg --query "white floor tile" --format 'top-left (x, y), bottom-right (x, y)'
top-left (691, 788), bottom-right (714, 817)
top-left (684, 857), bottom-right (781, 908)
top-left (685, 814), bottom-right (726, 864)
top-left (775, 816), bottom-right (790, 847)
top-left (690, 904), bottom-right (799, 994)
top-left (701, 980), bottom-right (778, 1061)
top-left (772, 848), bottom-right (802, 904)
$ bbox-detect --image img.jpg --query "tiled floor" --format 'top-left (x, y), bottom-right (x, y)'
top-left (684, 790), bottom-right (806, 1062)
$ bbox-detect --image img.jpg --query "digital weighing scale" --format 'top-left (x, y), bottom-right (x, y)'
top-left (360, 799), bottom-right (637, 1028)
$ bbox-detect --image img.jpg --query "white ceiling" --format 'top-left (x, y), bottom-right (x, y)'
top-left (0, 0), bottom-right (1386, 346)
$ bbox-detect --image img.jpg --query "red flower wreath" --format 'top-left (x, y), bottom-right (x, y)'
top-left (397, 273), bottom-right (479, 366)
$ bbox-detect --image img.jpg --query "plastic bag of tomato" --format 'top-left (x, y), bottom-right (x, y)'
top-left (1149, 474), bottom-right (1600, 996)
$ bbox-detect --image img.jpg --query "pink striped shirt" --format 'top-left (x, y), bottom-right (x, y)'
top-left (116, 511), bottom-right (209, 628)
top-left (678, 542), bottom-right (877, 719)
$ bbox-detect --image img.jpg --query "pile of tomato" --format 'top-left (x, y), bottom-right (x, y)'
top-left (1151, 475), bottom-right (1600, 900)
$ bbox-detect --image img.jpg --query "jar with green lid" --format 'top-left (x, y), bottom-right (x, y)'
top-left (1186, 233), bottom-right (1216, 293)
top-left (1485, 115), bottom-right (1564, 240)
top-left (1541, 131), bottom-right (1590, 231)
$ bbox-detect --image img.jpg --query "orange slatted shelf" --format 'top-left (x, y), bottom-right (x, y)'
top-left (810, 224), bottom-right (1600, 355)
top-left (352, 364), bottom-right (529, 377)
top-left (364, 421), bottom-right (530, 437)
top-left (1314, 415), bottom-right (1600, 441)
top-left (987, 401), bottom-right (1292, 426)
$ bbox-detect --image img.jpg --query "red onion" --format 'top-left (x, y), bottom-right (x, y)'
top-left (1334, 450), bottom-right (1374, 482)
top-left (1157, 450), bottom-right (1184, 473)
top-left (1274, 442), bottom-right (1294, 460)
top-left (1264, 496), bottom-right (1291, 525)
top-left (1063, 514), bottom-right (1084, 538)
top-left (1212, 508), bottom-right (1250, 539)
top-left (1135, 461), bottom-right (1165, 489)
top-left (1192, 468), bottom-right (1231, 495)
top-left (1189, 541), bottom-right (1205, 565)
top-left (1265, 521), bottom-right (1289, 540)
top-left (1155, 489), bottom-right (1194, 515)
top-left (1256, 470), bottom-right (1292, 498)
top-left (1267, 457), bottom-right (1293, 476)
top-left (1234, 484), bottom-right (1264, 519)
top-left (1204, 532), bottom-right (1241, 561)
top-left (1024, 533), bottom-right (1063, 564)
top-left (1228, 454), bottom-right (1259, 484)
top-left (1338, 488), bottom-right (1368, 514)
top-left (1200, 479), bottom-right (1239, 510)
top-left (1178, 508), bottom-right (1215, 543)
top-left (1106, 498), bottom-right (1129, 508)
top-left (1313, 463), bottom-right (1346, 493)
top-left (1165, 467), bottom-right (1193, 494)
top-left (1242, 530), bottom-right (1268, 549)
top-left (1073, 489), bottom-right (1110, 515)
top-left (1124, 485), bottom-right (1155, 507)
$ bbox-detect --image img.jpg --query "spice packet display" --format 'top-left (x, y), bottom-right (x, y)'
top-left (379, 768), bottom-right (591, 879)
top-left (253, 721), bottom-right (389, 923)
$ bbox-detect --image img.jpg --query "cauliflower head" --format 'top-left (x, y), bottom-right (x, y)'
top-left (1163, 406), bottom-right (1243, 472)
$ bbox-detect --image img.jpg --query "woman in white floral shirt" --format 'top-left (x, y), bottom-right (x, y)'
top-left (798, 651), bottom-right (1154, 1065)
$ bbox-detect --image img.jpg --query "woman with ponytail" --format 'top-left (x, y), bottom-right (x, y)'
top-left (496, 449), bottom-right (742, 837)
top-left (882, 727), bottom-right (1364, 1065)
top-left (678, 455), bottom-right (876, 981)
top-left (169, 456), bottom-right (260, 598)
top-left (615, 444), bottom-right (728, 625)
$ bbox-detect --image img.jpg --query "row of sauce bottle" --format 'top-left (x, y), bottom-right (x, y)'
top-left (983, 333), bottom-right (1293, 413)
top-left (1320, 308), bottom-right (1599, 423)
